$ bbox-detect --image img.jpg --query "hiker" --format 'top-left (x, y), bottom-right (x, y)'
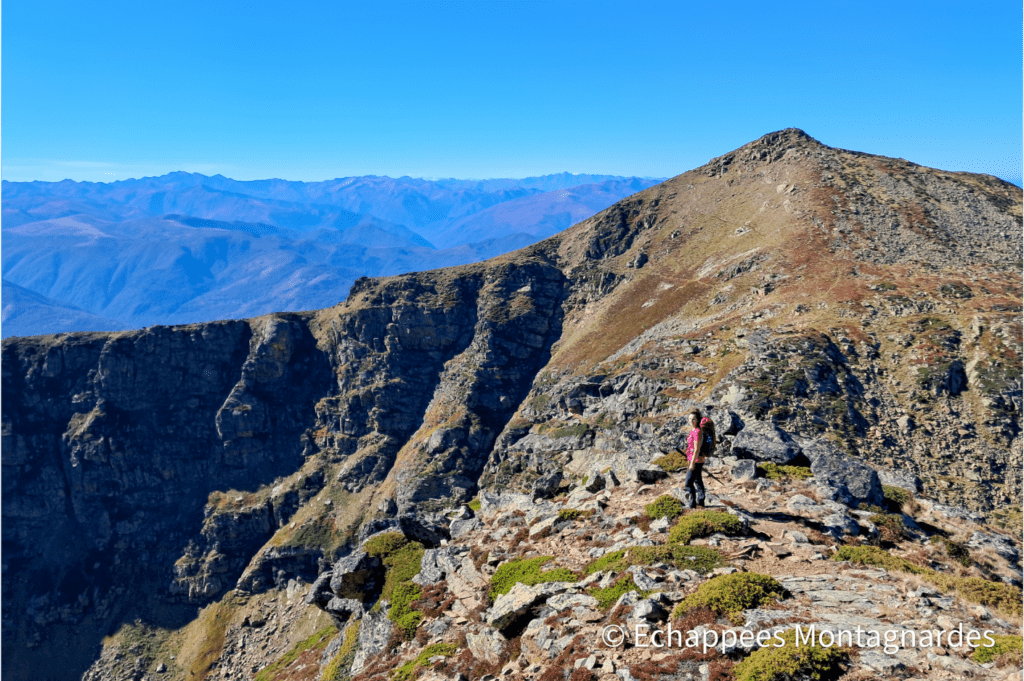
top-left (683, 409), bottom-right (707, 508)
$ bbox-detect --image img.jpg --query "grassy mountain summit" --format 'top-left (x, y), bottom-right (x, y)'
top-left (2, 129), bottom-right (1021, 681)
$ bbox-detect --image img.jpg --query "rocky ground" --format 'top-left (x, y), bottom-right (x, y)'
top-left (288, 445), bottom-right (1023, 681)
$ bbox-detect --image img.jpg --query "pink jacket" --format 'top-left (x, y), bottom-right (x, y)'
top-left (685, 428), bottom-right (705, 464)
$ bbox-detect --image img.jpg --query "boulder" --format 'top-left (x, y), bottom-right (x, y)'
top-left (305, 572), bottom-right (334, 609)
top-left (803, 439), bottom-right (884, 508)
top-left (532, 471), bottom-right (563, 499)
top-left (413, 546), bottom-right (468, 585)
top-left (324, 597), bottom-right (365, 627)
top-left (877, 468), bottom-right (923, 493)
top-left (730, 421), bottom-right (804, 465)
top-left (487, 581), bottom-right (572, 630)
top-left (731, 459), bottom-right (757, 482)
top-left (821, 512), bottom-right (860, 539)
top-left (449, 517), bottom-right (482, 539)
top-left (357, 514), bottom-right (449, 547)
top-left (350, 605), bottom-right (393, 674)
top-left (631, 598), bottom-right (668, 622)
top-left (329, 550), bottom-right (384, 600)
top-left (467, 629), bottom-right (507, 665)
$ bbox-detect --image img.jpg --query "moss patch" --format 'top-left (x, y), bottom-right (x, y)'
top-left (757, 463), bottom-right (813, 481)
top-left (365, 533), bottom-right (426, 602)
top-left (971, 634), bottom-right (1023, 664)
top-left (668, 510), bottom-right (744, 544)
top-left (732, 628), bottom-right (848, 681)
top-left (652, 451), bottom-right (689, 473)
top-left (882, 485), bottom-right (912, 511)
top-left (672, 573), bottom-right (785, 624)
top-left (557, 508), bottom-right (594, 523)
top-left (589, 575), bottom-right (653, 610)
top-left (585, 545), bottom-right (725, 576)
top-left (644, 495), bottom-right (685, 520)
top-left (389, 581), bottom-right (424, 639)
top-left (490, 556), bottom-right (577, 599)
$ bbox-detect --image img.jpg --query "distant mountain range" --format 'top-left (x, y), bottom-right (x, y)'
top-left (1, 172), bottom-right (663, 337)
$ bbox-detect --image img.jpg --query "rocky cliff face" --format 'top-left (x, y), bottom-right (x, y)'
top-left (2, 129), bottom-right (1021, 681)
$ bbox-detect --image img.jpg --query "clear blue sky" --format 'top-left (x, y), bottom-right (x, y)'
top-left (3, 1), bottom-right (1021, 185)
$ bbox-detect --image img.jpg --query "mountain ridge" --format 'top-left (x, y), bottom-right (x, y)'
top-left (2, 174), bottom-right (664, 337)
top-left (2, 128), bottom-right (1021, 681)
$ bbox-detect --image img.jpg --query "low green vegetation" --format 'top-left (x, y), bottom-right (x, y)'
top-left (834, 546), bottom-right (1022, 616)
top-left (548, 423), bottom-right (590, 439)
top-left (590, 575), bottom-right (653, 610)
top-left (644, 495), bottom-right (685, 520)
top-left (556, 508), bottom-right (593, 523)
top-left (392, 643), bottom-right (458, 681)
top-left (672, 573), bottom-right (785, 624)
top-left (364, 532), bottom-right (427, 637)
top-left (757, 463), bottom-right (813, 481)
top-left (585, 544), bottom-right (725, 576)
top-left (389, 582), bottom-right (424, 639)
top-left (651, 451), bottom-right (688, 473)
top-left (468, 498), bottom-right (481, 512)
top-left (882, 485), bottom-right (912, 510)
top-left (929, 536), bottom-right (972, 567)
top-left (668, 510), bottom-right (744, 545)
top-left (732, 628), bottom-right (848, 681)
top-left (971, 634), bottom-right (1023, 664)
top-left (489, 556), bottom-right (577, 599)
top-left (322, 621), bottom-right (361, 681)
top-left (869, 513), bottom-right (906, 543)
top-left (254, 625), bottom-right (337, 681)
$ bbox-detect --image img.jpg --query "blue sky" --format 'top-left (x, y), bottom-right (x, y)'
top-left (3, 1), bottom-right (1021, 185)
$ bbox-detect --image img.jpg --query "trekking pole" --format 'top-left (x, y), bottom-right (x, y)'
top-left (666, 449), bottom-right (724, 483)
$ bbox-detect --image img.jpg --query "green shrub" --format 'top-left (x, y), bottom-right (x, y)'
top-left (557, 508), bottom-right (594, 523)
top-left (364, 532), bottom-right (409, 558)
top-left (585, 545), bottom-right (725, 576)
top-left (668, 510), bottom-right (744, 545)
top-left (468, 498), bottom-right (481, 512)
top-left (929, 536), bottom-right (972, 567)
top-left (645, 495), bottom-right (685, 520)
top-left (971, 634), bottom-right (1023, 664)
top-left (586, 549), bottom-right (627, 575)
top-left (392, 643), bottom-right (457, 681)
top-left (389, 581), bottom-right (424, 639)
top-left (882, 485), bottom-right (912, 511)
top-left (732, 628), bottom-right (848, 681)
top-left (832, 545), bottom-right (924, 573)
top-left (672, 573), bottom-right (785, 625)
top-left (489, 556), bottom-right (577, 599)
top-left (834, 545), bottom-right (1022, 616)
top-left (589, 575), bottom-right (653, 610)
top-left (869, 513), bottom-right (906, 543)
top-left (757, 463), bottom-right (813, 481)
top-left (652, 451), bottom-right (688, 473)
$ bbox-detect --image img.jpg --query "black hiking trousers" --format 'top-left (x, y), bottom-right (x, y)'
top-left (683, 463), bottom-right (705, 508)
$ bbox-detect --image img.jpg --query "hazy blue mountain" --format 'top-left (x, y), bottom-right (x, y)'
top-left (2, 279), bottom-right (129, 338)
top-left (1, 172), bottom-right (664, 336)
